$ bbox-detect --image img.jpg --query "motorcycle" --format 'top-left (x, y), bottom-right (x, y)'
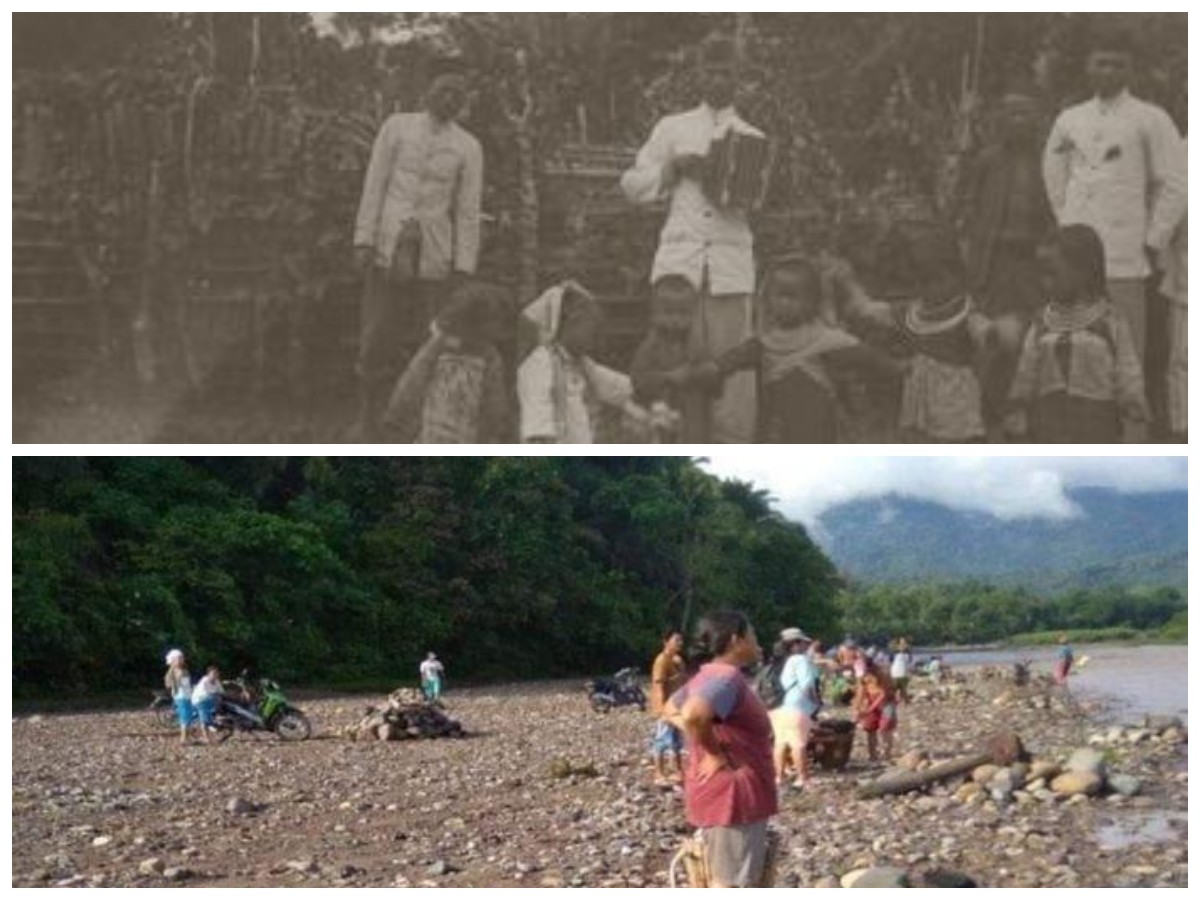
top-left (585, 667), bottom-right (647, 713)
top-left (211, 677), bottom-right (313, 742)
top-left (149, 690), bottom-right (176, 728)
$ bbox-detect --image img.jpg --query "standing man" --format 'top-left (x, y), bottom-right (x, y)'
top-left (649, 630), bottom-right (687, 785)
top-left (419, 652), bottom-right (445, 702)
top-left (621, 36), bottom-right (762, 443)
top-left (960, 86), bottom-right (1055, 438)
top-left (353, 73), bottom-right (484, 440)
top-left (1042, 28), bottom-right (1186, 368)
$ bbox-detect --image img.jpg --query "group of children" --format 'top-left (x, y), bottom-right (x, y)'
top-left (384, 218), bottom-right (1176, 444)
top-left (163, 649), bottom-right (224, 747)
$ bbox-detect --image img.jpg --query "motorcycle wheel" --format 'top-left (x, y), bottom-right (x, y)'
top-left (155, 707), bottom-right (177, 729)
top-left (273, 710), bottom-right (312, 741)
top-left (589, 696), bottom-right (610, 714)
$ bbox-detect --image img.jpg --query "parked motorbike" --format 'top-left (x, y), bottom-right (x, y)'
top-left (585, 667), bottom-right (647, 713)
top-left (211, 677), bottom-right (312, 742)
top-left (149, 690), bottom-right (176, 728)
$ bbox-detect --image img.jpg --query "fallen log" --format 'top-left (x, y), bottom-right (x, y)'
top-left (858, 732), bottom-right (1026, 799)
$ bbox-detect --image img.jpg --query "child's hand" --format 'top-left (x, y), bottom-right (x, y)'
top-left (623, 401), bottom-right (652, 427)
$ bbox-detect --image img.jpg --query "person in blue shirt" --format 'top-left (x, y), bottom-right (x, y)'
top-left (1053, 635), bottom-right (1075, 688)
top-left (768, 627), bottom-right (822, 790)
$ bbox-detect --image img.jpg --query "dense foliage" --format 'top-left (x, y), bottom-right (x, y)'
top-left (838, 581), bottom-right (1186, 647)
top-left (13, 457), bottom-right (842, 695)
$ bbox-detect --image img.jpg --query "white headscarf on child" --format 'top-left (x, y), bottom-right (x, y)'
top-left (165, 649), bottom-right (184, 666)
top-left (521, 283), bottom-right (569, 346)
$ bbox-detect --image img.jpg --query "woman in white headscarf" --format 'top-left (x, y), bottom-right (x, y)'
top-left (517, 281), bottom-right (648, 443)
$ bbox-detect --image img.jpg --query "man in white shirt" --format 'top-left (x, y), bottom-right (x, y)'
top-left (353, 74), bottom-right (484, 439)
top-left (1042, 28), bottom-right (1186, 366)
top-left (621, 37), bottom-right (761, 443)
top-left (419, 652), bottom-right (445, 701)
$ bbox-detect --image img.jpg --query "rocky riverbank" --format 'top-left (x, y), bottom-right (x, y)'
top-left (11, 672), bottom-right (1188, 888)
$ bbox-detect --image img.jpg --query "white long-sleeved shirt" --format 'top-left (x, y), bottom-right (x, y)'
top-left (1043, 90), bottom-right (1186, 279)
top-left (191, 674), bottom-right (223, 705)
top-left (354, 111), bottom-right (483, 279)
top-left (621, 104), bottom-right (762, 296)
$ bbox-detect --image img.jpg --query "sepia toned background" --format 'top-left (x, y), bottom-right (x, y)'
top-left (12, 12), bottom-right (1187, 442)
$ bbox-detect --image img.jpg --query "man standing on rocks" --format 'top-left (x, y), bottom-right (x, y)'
top-left (352, 72), bottom-right (484, 440)
top-left (649, 631), bottom-right (687, 785)
top-left (621, 36), bottom-right (764, 443)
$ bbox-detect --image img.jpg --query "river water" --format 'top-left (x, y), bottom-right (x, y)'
top-left (925, 643), bottom-right (1187, 726)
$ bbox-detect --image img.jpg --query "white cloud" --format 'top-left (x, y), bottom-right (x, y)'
top-left (701, 455), bottom-right (1187, 527)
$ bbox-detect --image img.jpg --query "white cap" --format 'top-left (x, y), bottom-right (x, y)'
top-left (165, 649), bottom-right (184, 666)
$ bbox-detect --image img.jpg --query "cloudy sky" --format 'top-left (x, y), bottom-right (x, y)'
top-left (702, 455), bottom-right (1187, 526)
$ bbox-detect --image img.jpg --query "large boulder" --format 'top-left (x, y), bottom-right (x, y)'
top-left (896, 750), bottom-right (928, 772)
top-left (1027, 760), bottom-right (1061, 784)
top-left (916, 869), bottom-right (979, 888)
top-left (989, 768), bottom-right (1017, 801)
top-left (1144, 714), bottom-right (1184, 734)
top-left (1065, 748), bottom-right (1107, 778)
top-left (1051, 771), bottom-right (1103, 797)
top-left (842, 867), bottom-right (911, 888)
top-left (1107, 774), bottom-right (1142, 797)
top-left (971, 764), bottom-right (1000, 785)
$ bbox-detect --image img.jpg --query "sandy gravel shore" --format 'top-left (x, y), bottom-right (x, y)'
top-left (11, 672), bottom-right (1187, 888)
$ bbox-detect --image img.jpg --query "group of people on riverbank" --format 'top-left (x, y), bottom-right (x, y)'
top-left (162, 650), bottom-right (225, 747)
top-left (645, 613), bottom-right (922, 887)
top-left (353, 27), bottom-right (1185, 445)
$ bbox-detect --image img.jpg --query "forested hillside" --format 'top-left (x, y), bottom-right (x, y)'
top-left (818, 489), bottom-right (1187, 591)
top-left (13, 457), bottom-right (842, 695)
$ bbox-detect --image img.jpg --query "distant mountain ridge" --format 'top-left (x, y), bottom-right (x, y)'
top-left (814, 488), bottom-right (1187, 591)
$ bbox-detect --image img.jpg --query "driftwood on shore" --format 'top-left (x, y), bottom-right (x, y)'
top-left (343, 688), bottom-right (466, 742)
top-left (859, 732), bottom-right (1026, 799)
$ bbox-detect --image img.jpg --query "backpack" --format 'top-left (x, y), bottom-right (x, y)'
top-left (753, 657), bottom-right (788, 709)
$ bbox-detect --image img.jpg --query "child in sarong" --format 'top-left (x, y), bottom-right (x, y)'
top-left (630, 274), bottom-right (710, 442)
top-left (384, 281), bottom-right (512, 443)
top-left (517, 280), bottom-right (649, 443)
top-left (828, 224), bottom-right (995, 443)
top-left (704, 255), bottom-right (905, 443)
top-left (1005, 225), bottom-right (1148, 443)
top-left (853, 662), bottom-right (897, 762)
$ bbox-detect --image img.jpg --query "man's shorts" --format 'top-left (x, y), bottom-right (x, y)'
top-left (194, 697), bottom-right (217, 728)
top-left (702, 821), bottom-right (769, 888)
top-left (652, 719), bottom-right (684, 755)
top-left (769, 707), bottom-right (813, 752)
top-left (173, 696), bottom-right (196, 727)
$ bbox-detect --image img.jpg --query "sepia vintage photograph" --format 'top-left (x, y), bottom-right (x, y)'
top-left (11, 11), bottom-right (1188, 446)
top-left (10, 455), bottom-right (1188, 887)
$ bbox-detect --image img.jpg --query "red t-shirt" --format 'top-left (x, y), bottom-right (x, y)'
top-left (671, 662), bottom-right (778, 827)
